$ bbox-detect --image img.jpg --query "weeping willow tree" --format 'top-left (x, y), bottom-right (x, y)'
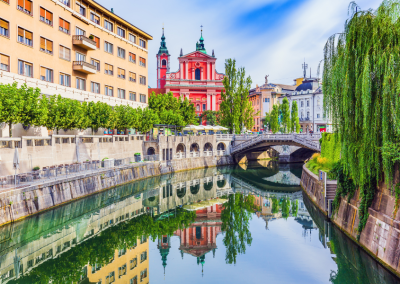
top-left (323, 0), bottom-right (400, 234)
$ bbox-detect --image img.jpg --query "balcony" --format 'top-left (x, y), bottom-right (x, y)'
top-left (73, 61), bottom-right (97, 74)
top-left (72, 35), bottom-right (96, 50)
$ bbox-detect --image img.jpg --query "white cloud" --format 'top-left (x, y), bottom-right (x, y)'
top-left (97, 0), bottom-right (382, 87)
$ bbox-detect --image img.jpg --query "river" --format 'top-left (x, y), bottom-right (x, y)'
top-left (0, 161), bottom-right (398, 284)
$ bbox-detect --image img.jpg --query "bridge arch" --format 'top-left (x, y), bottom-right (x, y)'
top-left (190, 143), bottom-right (200, 152)
top-left (190, 183), bottom-right (200, 195)
top-left (147, 147), bottom-right (155, 156)
top-left (204, 181), bottom-right (213, 191)
top-left (177, 187), bottom-right (186, 198)
top-left (217, 179), bottom-right (226, 188)
top-left (176, 143), bottom-right (186, 153)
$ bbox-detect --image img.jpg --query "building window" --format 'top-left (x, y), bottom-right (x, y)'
top-left (301, 101), bottom-right (304, 107)
top-left (76, 27), bottom-right (85, 36)
top-left (0, 19), bottom-right (9, 38)
top-left (140, 251), bottom-right (147, 263)
top-left (40, 7), bottom-right (53, 25)
top-left (18, 60), bottom-right (32, 77)
top-left (196, 104), bottom-right (200, 111)
top-left (162, 59), bottom-right (166, 66)
top-left (75, 52), bottom-right (85, 62)
top-left (91, 58), bottom-right (100, 71)
top-left (307, 100), bottom-right (310, 107)
top-left (76, 2), bottom-right (86, 17)
top-left (317, 113), bottom-right (320, 118)
top-left (195, 68), bottom-right (200, 80)
top-left (129, 92), bottom-right (136, 101)
top-left (301, 111), bottom-right (304, 118)
top-left (117, 68), bottom-right (125, 79)
top-left (129, 33), bottom-right (136, 43)
top-left (118, 89), bottom-right (126, 99)
top-left (105, 63), bottom-right (113, 75)
top-left (129, 52), bottom-right (136, 63)
top-left (129, 72), bottom-right (136, 82)
top-left (139, 57), bottom-right (146, 67)
top-left (76, 77), bottom-right (85, 90)
top-left (140, 269), bottom-right (147, 282)
top-left (118, 264), bottom-right (127, 278)
top-left (140, 94), bottom-right (146, 103)
top-left (59, 73), bottom-right (70, 87)
top-left (90, 12), bottom-right (100, 24)
top-left (104, 41), bottom-right (113, 54)
top-left (317, 99), bottom-right (320, 106)
top-left (59, 45), bottom-right (71, 61)
top-left (17, 0), bottom-right (33, 16)
top-left (59, 18), bottom-right (70, 34)
top-left (40, 37), bottom-right (53, 54)
top-left (202, 104), bottom-right (206, 111)
top-left (18, 27), bottom-right (33, 46)
top-left (0, 54), bottom-right (10, 71)
top-left (117, 47), bottom-right (125, 59)
top-left (130, 276), bottom-right (138, 284)
top-left (117, 27), bottom-right (125, 38)
top-left (139, 39), bottom-right (146, 48)
top-left (307, 111), bottom-right (310, 118)
top-left (105, 271), bottom-right (115, 284)
top-left (91, 35), bottom-right (100, 48)
top-left (139, 76), bottom-right (146, 85)
top-left (91, 82), bottom-right (100, 93)
top-left (105, 86), bottom-right (113, 96)
top-left (104, 20), bottom-right (113, 32)
top-left (40, 66), bottom-right (53, 82)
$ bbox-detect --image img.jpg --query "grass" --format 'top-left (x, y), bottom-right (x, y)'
top-left (305, 153), bottom-right (334, 175)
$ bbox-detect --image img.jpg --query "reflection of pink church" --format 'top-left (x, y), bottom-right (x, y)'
top-left (158, 204), bottom-right (223, 274)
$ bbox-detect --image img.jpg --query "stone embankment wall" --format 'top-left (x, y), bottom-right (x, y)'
top-left (301, 164), bottom-right (400, 277)
top-left (0, 156), bottom-right (233, 227)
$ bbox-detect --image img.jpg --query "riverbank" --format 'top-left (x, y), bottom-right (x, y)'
top-left (300, 164), bottom-right (400, 279)
top-left (0, 156), bottom-right (234, 227)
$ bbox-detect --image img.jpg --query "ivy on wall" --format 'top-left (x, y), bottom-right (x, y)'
top-left (323, 1), bottom-right (400, 234)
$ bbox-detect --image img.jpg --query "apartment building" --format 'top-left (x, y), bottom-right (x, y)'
top-left (0, 0), bottom-right (152, 110)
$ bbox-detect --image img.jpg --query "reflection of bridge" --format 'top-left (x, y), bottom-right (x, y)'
top-left (264, 171), bottom-right (301, 185)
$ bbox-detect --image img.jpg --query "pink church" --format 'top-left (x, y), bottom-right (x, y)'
top-left (150, 29), bottom-right (226, 120)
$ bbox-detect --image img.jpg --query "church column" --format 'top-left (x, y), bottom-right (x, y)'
top-left (185, 61), bottom-right (188, 79)
top-left (212, 94), bottom-right (216, 111)
top-left (212, 62), bottom-right (215, 80)
top-left (213, 226), bottom-right (216, 243)
top-left (191, 68), bottom-right (194, 80)
top-left (207, 226), bottom-right (211, 244)
top-left (207, 94), bottom-right (211, 110)
top-left (201, 67), bottom-right (204, 80)
top-left (180, 61), bottom-right (183, 79)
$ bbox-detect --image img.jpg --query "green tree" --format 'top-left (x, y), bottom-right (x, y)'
top-left (86, 102), bottom-right (112, 134)
top-left (270, 104), bottom-right (280, 133)
top-left (280, 97), bottom-right (291, 133)
top-left (179, 97), bottom-right (197, 125)
top-left (138, 108), bottom-right (159, 133)
top-left (115, 105), bottom-right (133, 131)
top-left (264, 112), bottom-right (271, 131)
top-left (220, 59), bottom-right (256, 134)
top-left (291, 100), bottom-right (300, 133)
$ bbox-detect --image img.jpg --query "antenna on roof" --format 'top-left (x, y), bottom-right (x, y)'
top-left (310, 68), bottom-right (311, 78)
top-left (302, 59), bottom-right (308, 79)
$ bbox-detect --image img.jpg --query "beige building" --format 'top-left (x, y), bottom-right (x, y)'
top-left (0, 0), bottom-right (152, 135)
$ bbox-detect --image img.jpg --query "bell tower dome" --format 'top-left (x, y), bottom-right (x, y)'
top-left (157, 28), bottom-right (170, 88)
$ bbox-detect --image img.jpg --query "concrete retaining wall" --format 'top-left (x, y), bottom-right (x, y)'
top-left (0, 156), bottom-right (234, 227)
top-left (301, 164), bottom-right (400, 277)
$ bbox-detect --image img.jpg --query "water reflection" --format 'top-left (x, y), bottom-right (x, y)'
top-left (0, 162), bottom-right (397, 283)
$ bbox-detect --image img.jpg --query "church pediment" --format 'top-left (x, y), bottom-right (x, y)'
top-left (181, 51), bottom-right (214, 59)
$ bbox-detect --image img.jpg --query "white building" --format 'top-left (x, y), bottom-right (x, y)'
top-left (278, 77), bottom-right (331, 133)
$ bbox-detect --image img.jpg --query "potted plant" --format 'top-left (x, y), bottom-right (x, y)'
top-left (33, 166), bottom-right (40, 171)
top-left (134, 153), bottom-right (141, 162)
top-left (89, 35), bottom-right (94, 40)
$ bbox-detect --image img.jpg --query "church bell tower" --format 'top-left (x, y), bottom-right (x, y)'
top-left (157, 28), bottom-right (170, 88)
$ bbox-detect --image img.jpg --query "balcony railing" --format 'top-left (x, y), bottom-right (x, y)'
top-left (72, 35), bottom-right (96, 50)
top-left (73, 61), bottom-right (97, 74)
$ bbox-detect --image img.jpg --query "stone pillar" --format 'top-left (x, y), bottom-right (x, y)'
top-left (212, 94), bottom-right (216, 111)
top-left (185, 61), bottom-right (188, 79)
top-left (212, 62), bottom-right (215, 80)
top-left (191, 68), bottom-right (194, 80)
top-left (180, 62), bottom-right (183, 79)
top-left (201, 67), bottom-right (204, 80)
top-left (207, 94), bottom-right (211, 110)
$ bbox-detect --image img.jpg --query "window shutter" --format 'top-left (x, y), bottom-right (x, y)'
top-left (46, 11), bottom-right (53, 22)
top-left (121, 69), bottom-right (125, 76)
top-left (65, 21), bottom-right (70, 31)
top-left (40, 7), bottom-right (45, 18)
top-left (40, 67), bottom-right (46, 77)
top-left (18, 27), bottom-right (24, 37)
top-left (1, 55), bottom-right (9, 65)
top-left (25, 30), bottom-right (32, 40)
top-left (117, 68), bottom-right (121, 76)
top-left (94, 37), bottom-right (100, 48)
top-left (0, 19), bottom-right (8, 29)
top-left (18, 0), bottom-right (23, 7)
top-left (25, 0), bottom-right (32, 12)
top-left (40, 37), bottom-right (45, 50)
top-left (59, 18), bottom-right (63, 27)
top-left (47, 40), bottom-right (53, 52)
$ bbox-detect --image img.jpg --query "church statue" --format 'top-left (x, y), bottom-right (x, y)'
top-left (265, 75), bottom-right (269, 84)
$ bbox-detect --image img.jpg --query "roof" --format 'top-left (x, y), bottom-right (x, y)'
top-left (88, 0), bottom-right (153, 40)
top-left (275, 84), bottom-right (296, 91)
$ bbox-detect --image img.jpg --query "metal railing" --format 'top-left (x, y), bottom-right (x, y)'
top-left (72, 35), bottom-right (97, 46)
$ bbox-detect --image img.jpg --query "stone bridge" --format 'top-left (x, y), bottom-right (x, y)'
top-left (231, 134), bottom-right (321, 163)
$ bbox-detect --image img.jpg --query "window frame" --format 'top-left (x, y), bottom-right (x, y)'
top-left (139, 57), bottom-right (146, 67)
top-left (0, 53), bottom-right (11, 72)
top-left (39, 6), bottom-right (53, 26)
top-left (117, 47), bottom-right (126, 59)
top-left (76, 76), bottom-right (86, 91)
top-left (140, 94), bottom-right (146, 103)
top-left (105, 85), bottom-right (114, 97)
top-left (104, 41), bottom-right (113, 54)
top-left (129, 33), bottom-right (136, 44)
top-left (17, 26), bottom-right (33, 47)
top-left (59, 45), bottom-right (71, 61)
top-left (129, 72), bottom-right (136, 83)
top-left (129, 92), bottom-right (136, 101)
top-left (90, 81), bottom-right (100, 94)
top-left (59, 18), bottom-right (70, 35)
top-left (104, 63), bottom-right (113, 76)
top-left (117, 68), bottom-right (126, 79)
top-left (104, 19), bottom-right (113, 32)
top-left (90, 58), bottom-right (100, 71)
top-left (117, 88), bottom-right (126, 99)
top-left (17, 59), bottom-right (33, 77)
top-left (76, 1), bottom-right (86, 17)
top-left (39, 36), bottom-right (53, 55)
top-left (129, 52), bottom-right (136, 63)
top-left (0, 18), bottom-right (10, 38)
top-left (39, 65), bottom-right (54, 83)
top-left (139, 39), bottom-right (146, 48)
top-left (17, 0), bottom-right (33, 16)
top-left (117, 27), bottom-right (126, 38)
top-left (75, 26), bottom-right (86, 36)
top-left (139, 76), bottom-right (146, 85)
top-left (59, 72), bottom-right (71, 87)
top-left (89, 11), bottom-right (100, 25)
top-left (90, 34), bottom-right (100, 49)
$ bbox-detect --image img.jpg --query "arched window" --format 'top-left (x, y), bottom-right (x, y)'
top-left (301, 101), bottom-right (304, 107)
top-left (196, 104), bottom-right (200, 111)
top-left (195, 68), bottom-right (201, 80)
top-left (162, 59), bottom-right (166, 67)
top-left (307, 111), bottom-right (310, 118)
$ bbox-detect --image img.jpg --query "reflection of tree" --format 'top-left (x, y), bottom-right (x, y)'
top-left (291, 200), bottom-right (299, 217)
top-left (221, 193), bottom-right (254, 264)
top-left (11, 209), bottom-right (196, 284)
top-left (271, 196), bottom-right (279, 213)
top-left (281, 197), bottom-right (290, 219)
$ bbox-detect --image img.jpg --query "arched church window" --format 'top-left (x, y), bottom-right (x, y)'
top-left (197, 104), bottom-right (200, 111)
top-left (162, 59), bottom-right (166, 67)
top-left (195, 68), bottom-right (201, 80)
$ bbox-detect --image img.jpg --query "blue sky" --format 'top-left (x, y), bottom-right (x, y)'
top-left (96, 0), bottom-right (382, 87)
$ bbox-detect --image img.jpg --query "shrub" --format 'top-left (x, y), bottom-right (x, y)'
top-left (33, 166), bottom-right (40, 171)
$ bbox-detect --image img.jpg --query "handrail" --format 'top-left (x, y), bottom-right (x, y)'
top-left (72, 35), bottom-right (97, 46)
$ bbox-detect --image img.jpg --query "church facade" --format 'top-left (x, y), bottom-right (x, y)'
top-left (149, 29), bottom-right (225, 120)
